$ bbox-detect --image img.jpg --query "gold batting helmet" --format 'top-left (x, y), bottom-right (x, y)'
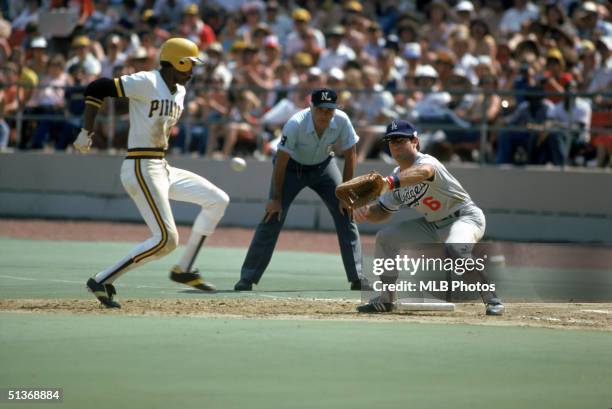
top-left (159, 38), bottom-right (204, 72)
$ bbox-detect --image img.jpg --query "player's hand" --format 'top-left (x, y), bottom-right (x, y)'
top-left (73, 128), bottom-right (94, 153)
top-left (264, 199), bottom-right (283, 223)
top-left (339, 200), bottom-right (353, 220)
top-left (353, 205), bottom-right (370, 223)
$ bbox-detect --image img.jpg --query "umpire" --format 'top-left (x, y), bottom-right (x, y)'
top-left (235, 88), bottom-right (366, 291)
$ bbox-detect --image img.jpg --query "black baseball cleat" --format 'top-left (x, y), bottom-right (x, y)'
top-left (86, 278), bottom-right (121, 308)
top-left (350, 277), bottom-right (373, 291)
top-left (170, 266), bottom-right (216, 292)
top-left (234, 279), bottom-right (253, 291)
top-left (356, 300), bottom-right (396, 313)
top-left (485, 298), bottom-right (505, 316)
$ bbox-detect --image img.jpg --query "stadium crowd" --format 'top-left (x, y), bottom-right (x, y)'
top-left (0, 0), bottom-right (611, 166)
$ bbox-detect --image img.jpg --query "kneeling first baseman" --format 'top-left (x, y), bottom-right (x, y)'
top-left (74, 38), bottom-right (229, 308)
top-left (349, 120), bottom-right (504, 316)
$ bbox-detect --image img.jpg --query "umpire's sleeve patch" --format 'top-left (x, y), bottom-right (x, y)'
top-left (280, 135), bottom-right (287, 146)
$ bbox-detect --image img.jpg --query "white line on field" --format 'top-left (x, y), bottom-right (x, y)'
top-left (0, 274), bottom-right (172, 290)
top-left (0, 274), bottom-right (359, 301)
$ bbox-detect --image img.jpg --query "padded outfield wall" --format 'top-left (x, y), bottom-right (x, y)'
top-left (0, 152), bottom-right (610, 243)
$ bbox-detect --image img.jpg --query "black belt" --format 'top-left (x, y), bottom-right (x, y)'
top-left (125, 148), bottom-right (166, 159)
top-left (435, 210), bottom-right (461, 225)
top-left (285, 156), bottom-right (332, 172)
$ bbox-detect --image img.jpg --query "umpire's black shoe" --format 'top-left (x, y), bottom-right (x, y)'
top-left (86, 278), bottom-right (121, 309)
top-left (485, 298), bottom-right (505, 316)
top-left (170, 266), bottom-right (216, 292)
top-left (356, 300), bottom-right (396, 313)
top-left (234, 279), bottom-right (253, 291)
top-left (350, 277), bottom-right (373, 291)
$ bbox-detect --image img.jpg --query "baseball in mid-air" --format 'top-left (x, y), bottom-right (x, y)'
top-left (230, 157), bottom-right (247, 172)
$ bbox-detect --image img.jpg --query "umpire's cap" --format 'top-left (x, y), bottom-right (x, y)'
top-left (383, 119), bottom-right (418, 141)
top-left (311, 88), bottom-right (338, 109)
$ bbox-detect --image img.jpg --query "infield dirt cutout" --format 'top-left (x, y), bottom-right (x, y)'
top-left (2, 219), bottom-right (611, 331)
top-left (1, 299), bottom-right (611, 331)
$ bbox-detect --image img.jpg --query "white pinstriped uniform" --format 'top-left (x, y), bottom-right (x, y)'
top-left (95, 70), bottom-right (229, 284)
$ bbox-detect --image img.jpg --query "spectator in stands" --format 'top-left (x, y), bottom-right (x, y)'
top-left (433, 50), bottom-right (456, 89)
top-left (251, 23), bottom-right (272, 50)
top-left (574, 2), bottom-right (612, 40)
top-left (285, 8), bottom-right (324, 57)
top-left (152, 0), bottom-right (184, 30)
top-left (378, 47), bottom-right (402, 92)
top-left (66, 36), bottom-right (101, 80)
top-left (61, 64), bottom-right (87, 150)
top-left (179, 4), bottom-right (216, 48)
top-left (218, 89), bottom-right (262, 159)
top-left (203, 42), bottom-right (233, 90)
top-left (542, 48), bottom-right (573, 104)
top-left (354, 65), bottom-right (395, 161)
top-left (423, 0), bottom-right (451, 52)
top-left (299, 27), bottom-right (324, 65)
top-left (542, 81), bottom-right (592, 166)
top-left (237, 2), bottom-right (264, 41)
top-left (470, 18), bottom-right (496, 60)
top-left (84, 0), bottom-right (116, 34)
top-left (264, 1), bottom-right (293, 48)
top-left (23, 54), bottom-right (72, 149)
top-left (174, 74), bottom-right (229, 156)
top-left (402, 43), bottom-right (421, 79)
top-left (586, 38), bottom-right (612, 100)
top-left (100, 34), bottom-right (127, 78)
top-left (449, 27), bottom-right (479, 84)
top-left (496, 83), bottom-right (554, 165)
top-left (218, 15), bottom-right (240, 52)
top-left (499, 0), bottom-right (539, 37)
top-left (317, 25), bottom-right (355, 73)
top-left (364, 21), bottom-right (384, 60)
top-left (27, 36), bottom-right (48, 79)
top-left (93, 64), bottom-right (130, 150)
top-left (454, 1), bottom-right (475, 28)
top-left (10, 0), bottom-right (41, 34)
top-left (0, 63), bottom-right (23, 149)
top-left (0, 17), bottom-right (10, 62)
top-left (410, 64), bottom-right (451, 123)
top-left (261, 35), bottom-right (282, 74)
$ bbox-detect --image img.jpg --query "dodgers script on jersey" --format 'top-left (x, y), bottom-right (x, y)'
top-left (117, 70), bottom-right (185, 149)
top-left (378, 153), bottom-right (472, 222)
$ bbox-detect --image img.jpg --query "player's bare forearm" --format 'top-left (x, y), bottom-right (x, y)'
top-left (342, 145), bottom-right (357, 182)
top-left (397, 165), bottom-right (434, 186)
top-left (82, 104), bottom-right (100, 131)
top-left (272, 150), bottom-right (290, 201)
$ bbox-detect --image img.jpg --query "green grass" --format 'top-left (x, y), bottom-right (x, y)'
top-left (0, 238), bottom-right (358, 299)
top-left (1, 314), bottom-right (611, 409)
top-left (1, 238), bottom-right (611, 409)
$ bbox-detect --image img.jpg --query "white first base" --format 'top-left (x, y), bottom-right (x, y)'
top-left (398, 298), bottom-right (456, 312)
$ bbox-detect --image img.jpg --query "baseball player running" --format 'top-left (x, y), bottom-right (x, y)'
top-left (73, 38), bottom-right (229, 308)
top-left (235, 88), bottom-right (367, 291)
top-left (353, 120), bottom-right (504, 315)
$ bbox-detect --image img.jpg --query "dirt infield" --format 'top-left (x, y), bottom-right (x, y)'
top-left (1, 299), bottom-right (611, 331)
top-left (2, 219), bottom-right (611, 331)
top-left (0, 218), bottom-right (373, 253)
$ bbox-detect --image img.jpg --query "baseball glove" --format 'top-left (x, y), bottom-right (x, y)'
top-left (335, 171), bottom-right (387, 208)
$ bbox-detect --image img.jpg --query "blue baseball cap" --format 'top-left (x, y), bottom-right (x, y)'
top-left (311, 88), bottom-right (338, 109)
top-left (383, 119), bottom-right (418, 141)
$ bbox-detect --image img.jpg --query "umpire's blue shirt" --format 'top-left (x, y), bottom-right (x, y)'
top-left (277, 108), bottom-right (359, 165)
